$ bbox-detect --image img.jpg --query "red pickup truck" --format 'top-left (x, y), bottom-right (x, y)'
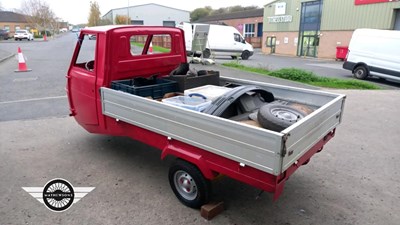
top-left (67, 26), bottom-right (345, 208)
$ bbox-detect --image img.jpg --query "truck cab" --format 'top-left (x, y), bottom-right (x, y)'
top-left (67, 26), bottom-right (187, 133)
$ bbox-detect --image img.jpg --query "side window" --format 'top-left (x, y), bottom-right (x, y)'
top-left (130, 35), bottom-right (148, 55)
top-left (234, 33), bottom-right (243, 43)
top-left (130, 34), bottom-right (171, 56)
top-left (75, 34), bottom-right (96, 71)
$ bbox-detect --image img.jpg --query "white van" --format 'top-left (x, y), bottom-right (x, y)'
top-left (343, 29), bottom-right (400, 82)
top-left (178, 22), bottom-right (254, 60)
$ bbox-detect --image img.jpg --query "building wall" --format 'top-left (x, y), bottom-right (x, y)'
top-left (318, 31), bottom-right (354, 58)
top-left (262, 0), bottom-right (400, 58)
top-left (262, 30), bottom-right (354, 58)
top-left (205, 17), bottom-right (263, 36)
top-left (262, 31), bottom-right (299, 55)
top-left (264, 0), bottom-right (400, 32)
top-left (263, 0), bottom-right (313, 32)
top-left (0, 22), bottom-right (31, 34)
top-left (321, 1), bottom-right (400, 30)
top-left (108, 5), bottom-right (189, 26)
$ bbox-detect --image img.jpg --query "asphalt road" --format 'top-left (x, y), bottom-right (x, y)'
top-left (0, 32), bottom-right (399, 225)
top-left (0, 34), bottom-right (74, 121)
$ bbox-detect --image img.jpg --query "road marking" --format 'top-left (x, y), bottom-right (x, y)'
top-left (0, 95), bottom-right (67, 104)
top-left (13, 77), bottom-right (38, 82)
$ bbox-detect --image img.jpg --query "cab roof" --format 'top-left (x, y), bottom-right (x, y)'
top-left (82, 25), bottom-right (182, 34)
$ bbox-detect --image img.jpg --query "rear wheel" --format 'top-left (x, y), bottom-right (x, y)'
top-left (353, 65), bottom-right (369, 80)
top-left (168, 159), bottom-right (211, 208)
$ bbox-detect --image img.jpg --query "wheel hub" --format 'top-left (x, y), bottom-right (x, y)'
top-left (271, 108), bottom-right (300, 121)
top-left (174, 170), bottom-right (197, 200)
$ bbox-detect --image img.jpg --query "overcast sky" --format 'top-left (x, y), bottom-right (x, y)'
top-left (1, 0), bottom-right (268, 24)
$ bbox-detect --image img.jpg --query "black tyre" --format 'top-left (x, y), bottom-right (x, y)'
top-left (169, 159), bottom-right (211, 209)
top-left (353, 65), bottom-right (369, 80)
top-left (202, 49), bottom-right (211, 58)
top-left (241, 50), bottom-right (250, 60)
top-left (257, 104), bottom-right (306, 132)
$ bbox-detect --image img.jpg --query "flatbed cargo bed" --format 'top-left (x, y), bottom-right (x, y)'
top-left (101, 76), bottom-right (345, 176)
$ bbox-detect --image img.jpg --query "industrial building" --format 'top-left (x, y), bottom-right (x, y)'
top-left (262, 0), bottom-right (400, 58)
top-left (102, 3), bottom-right (189, 27)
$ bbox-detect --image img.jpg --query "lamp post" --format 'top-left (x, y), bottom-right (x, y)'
top-left (127, 0), bottom-right (130, 25)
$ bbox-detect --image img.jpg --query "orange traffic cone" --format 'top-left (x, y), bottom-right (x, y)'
top-left (149, 42), bottom-right (153, 54)
top-left (14, 47), bottom-right (32, 72)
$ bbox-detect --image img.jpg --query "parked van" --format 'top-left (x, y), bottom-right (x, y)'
top-left (178, 22), bottom-right (254, 60)
top-left (343, 29), bottom-right (400, 82)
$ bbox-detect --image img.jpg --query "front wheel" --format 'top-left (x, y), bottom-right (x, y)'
top-left (353, 65), bottom-right (369, 80)
top-left (241, 50), bottom-right (250, 60)
top-left (168, 159), bottom-right (211, 208)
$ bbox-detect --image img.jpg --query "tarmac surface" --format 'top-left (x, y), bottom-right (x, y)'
top-left (1, 91), bottom-right (399, 225)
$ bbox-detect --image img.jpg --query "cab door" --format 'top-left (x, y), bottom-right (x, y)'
top-left (66, 33), bottom-right (98, 125)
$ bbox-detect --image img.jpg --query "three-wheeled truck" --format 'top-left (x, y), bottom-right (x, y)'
top-left (66, 25), bottom-right (346, 208)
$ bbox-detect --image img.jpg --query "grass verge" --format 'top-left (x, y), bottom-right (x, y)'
top-left (131, 42), bottom-right (170, 53)
top-left (222, 62), bottom-right (380, 90)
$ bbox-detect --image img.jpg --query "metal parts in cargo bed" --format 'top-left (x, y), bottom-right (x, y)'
top-left (202, 85), bottom-right (310, 132)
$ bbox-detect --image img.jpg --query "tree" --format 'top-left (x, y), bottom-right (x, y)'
top-left (88, 1), bottom-right (101, 27)
top-left (191, 6), bottom-right (260, 21)
top-left (190, 6), bottom-right (212, 22)
top-left (99, 18), bottom-right (112, 26)
top-left (114, 15), bottom-right (130, 25)
top-left (21, 0), bottom-right (55, 32)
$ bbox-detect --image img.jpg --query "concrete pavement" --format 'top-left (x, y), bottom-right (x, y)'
top-left (0, 49), bottom-right (14, 63)
top-left (0, 90), bottom-right (399, 225)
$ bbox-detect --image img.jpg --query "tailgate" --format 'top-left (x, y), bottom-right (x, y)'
top-left (281, 94), bottom-right (345, 173)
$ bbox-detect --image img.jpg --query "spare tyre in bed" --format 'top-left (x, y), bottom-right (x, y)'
top-left (257, 104), bottom-right (306, 132)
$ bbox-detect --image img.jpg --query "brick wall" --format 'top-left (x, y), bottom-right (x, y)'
top-left (0, 22), bottom-right (31, 35)
top-left (262, 31), bottom-right (299, 56)
top-left (318, 30), bottom-right (354, 58)
top-left (262, 30), bottom-right (355, 59)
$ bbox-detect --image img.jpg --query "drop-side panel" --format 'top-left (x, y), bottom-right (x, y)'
top-left (221, 78), bottom-right (345, 174)
top-left (101, 88), bottom-right (284, 175)
top-left (281, 95), bottom-right (345, 172)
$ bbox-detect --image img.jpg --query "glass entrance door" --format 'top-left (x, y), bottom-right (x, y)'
top-left (300, 35), bottom-right (319, 57)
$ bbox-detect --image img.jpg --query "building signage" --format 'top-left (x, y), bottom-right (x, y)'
top-left (268, 15), bottom-right (293, 23)
top-left (355, 0), bottom-right (392, 5)
top-left (275, 2), bottom-right (286, 15)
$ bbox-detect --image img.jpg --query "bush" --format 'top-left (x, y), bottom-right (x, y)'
top-left (34, 34), bottom-right (43, 38)
top-left (40, 30), bottom-right (52, 37)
